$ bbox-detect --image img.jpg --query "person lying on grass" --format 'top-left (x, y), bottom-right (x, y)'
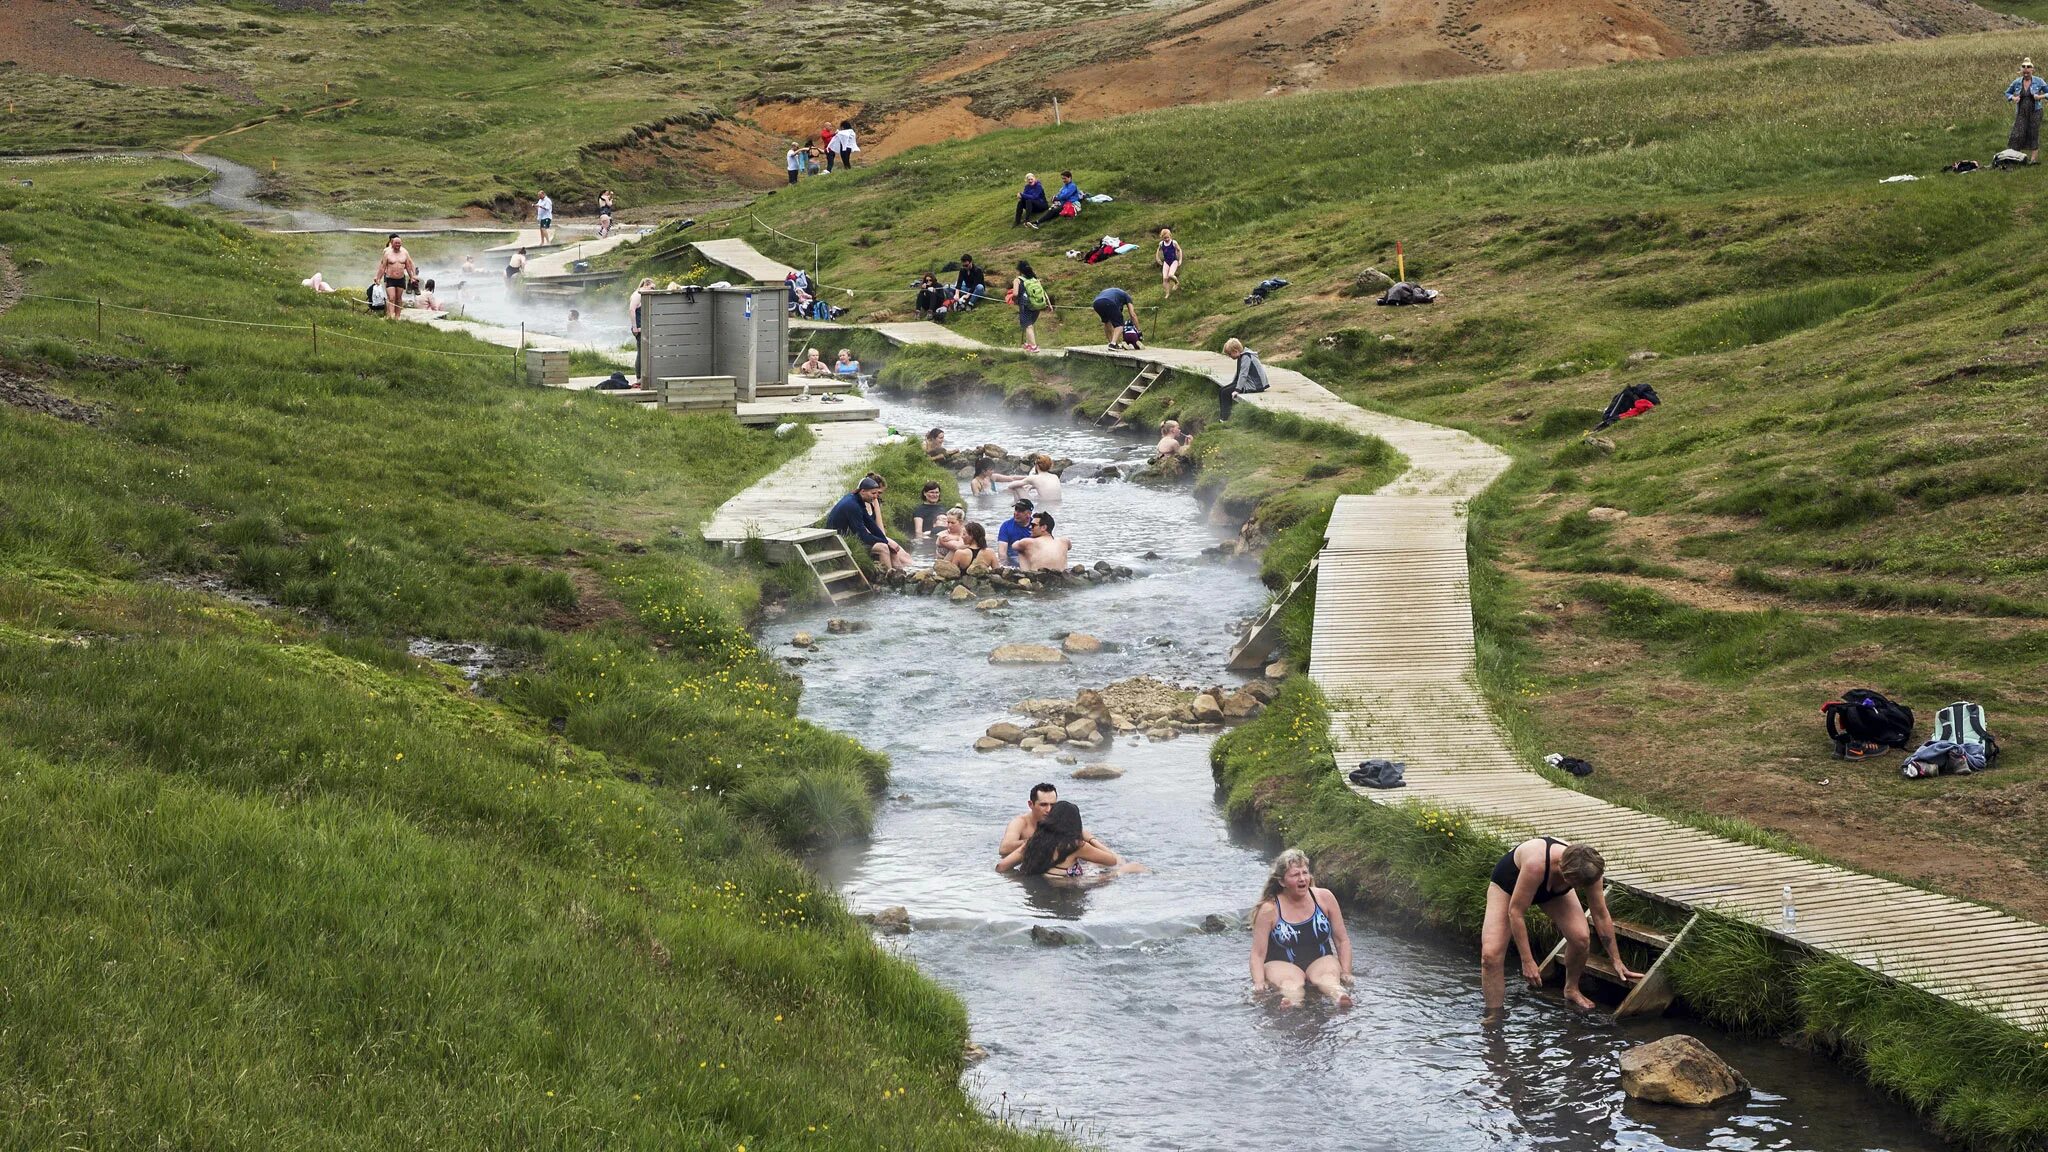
top-left (1250, 849), bottom-right (1354, 1009)
top-left (1481, 837), bottom-right (1641, 1018)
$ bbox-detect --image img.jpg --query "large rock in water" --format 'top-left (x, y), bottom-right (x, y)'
top-left (1192, 693), bottom-right (1225, 723)
top-left (991, 643), bottom-right (1067, 664)
top-left (1062, 632), bottom-right (1103, 655)
top-left (865, 906), bottom-right (911, 936)
top-left (1619, 1035), bottom-right (1749, 1107)
top-left (985, 722), bottom-right (1025, 743)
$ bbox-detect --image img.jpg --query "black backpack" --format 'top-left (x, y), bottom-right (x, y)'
top-left (1822, 688), bottom-right (1914, 754)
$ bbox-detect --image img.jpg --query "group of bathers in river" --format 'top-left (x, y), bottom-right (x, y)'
top-left (995, 782), bottom-right (1641, 1016)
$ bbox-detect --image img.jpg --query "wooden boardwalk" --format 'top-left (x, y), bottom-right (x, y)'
top-left (693, 242), bottom-right (2048, 1035)
top-left (690, 239), bottom-right (799, 283)
top-left (702, 420), bottom-right (888, 544)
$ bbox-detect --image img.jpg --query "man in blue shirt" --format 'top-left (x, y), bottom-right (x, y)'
top-left (1092, 287), bottom-right (1137, 349)
top-left (2008, 58), bottom-right (2047, 163)
top-left (995, 498), bottom-right (1034, 566)
top-left (1028, 171), bottom-right (1081, 228)
top-left (825, 476), bottom-right (911, 569)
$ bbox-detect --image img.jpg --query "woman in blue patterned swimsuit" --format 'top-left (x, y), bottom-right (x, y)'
top-left (1249, 849), bottom-right (1354, 1008)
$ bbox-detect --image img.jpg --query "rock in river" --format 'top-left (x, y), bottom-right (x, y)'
top-left (1192, 693), bottom-right (1225, 723)
top-left (1062, 632), bottom-right (1103, 655)
top-left (1072, 763), bottom-right (1124, 780)
top-left (865, 906), bottom-right (911, 936)
top-left (986, 722), bottom-right (1025, 743)
top-left (791, 632), bottom-right (816, 649)
top-left (1619, 1035), bottom-right (1749, 1107)
top-left (991, 643), bottom-right (1067, 664)
top-left (973, 736), bottom-right (1008, 752)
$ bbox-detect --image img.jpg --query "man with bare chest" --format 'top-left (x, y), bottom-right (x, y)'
top-left (375, 235), bottom-right (416, 320)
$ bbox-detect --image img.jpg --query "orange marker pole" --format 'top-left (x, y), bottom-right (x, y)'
top-left (1396, 240), bottom-right (1406, 283)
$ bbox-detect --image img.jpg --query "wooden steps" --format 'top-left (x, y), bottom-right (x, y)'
top-left (1537, 914), bottom-right (1698, 1019)
top-left (1095, 362), bottom-right (1167, 427)
top-left (660, 375), bottom-right (737, 413)
top-left (779, 528), bottom-right (872, 604)
top-left (1226, 555), bottom-right (1319, 671)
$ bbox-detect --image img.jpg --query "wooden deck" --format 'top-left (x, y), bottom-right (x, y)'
top-left (693, 238), bottom-right (2048, 1036)
top-left (702, 420), bottom-right (888, 544)
top-left (690, 239), bottom-right (799, 283)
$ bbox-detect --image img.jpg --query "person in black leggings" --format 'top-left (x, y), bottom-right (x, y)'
top-left (1480, 837), bottom-right (1640, 1018)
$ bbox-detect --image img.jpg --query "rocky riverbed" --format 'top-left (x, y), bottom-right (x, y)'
top-left (975, 674), bottom-right (1281, 753)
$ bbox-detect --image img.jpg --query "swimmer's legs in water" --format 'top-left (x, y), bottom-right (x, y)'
top-left (1263, 961), bottom-right (1308, 1008)
top-left (1479, 883), bottom-right (1513, 1019)
top-left (1543, 891), bottom-right (1595, 1011)
top-left (1304, 954), bottom-right (1354, 1009)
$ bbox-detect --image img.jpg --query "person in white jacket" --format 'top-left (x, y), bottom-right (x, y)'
top-left (830, 121), bottom-right (860, 170)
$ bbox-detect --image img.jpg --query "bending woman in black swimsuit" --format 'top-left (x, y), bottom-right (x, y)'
top-left (1249, 849), bottom-right (1354, 1009)
top-left (1481, 837), bottom-right (1641, 1018)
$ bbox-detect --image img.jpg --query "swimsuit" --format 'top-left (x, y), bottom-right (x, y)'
top-left (1266, 892), bottom-right (1335, 967)
top-left (1491, 836), bottom-right (1571, 904)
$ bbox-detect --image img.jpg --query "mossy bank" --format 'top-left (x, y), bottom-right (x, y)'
top-left (0, 161), bottom-right (1067, 1151)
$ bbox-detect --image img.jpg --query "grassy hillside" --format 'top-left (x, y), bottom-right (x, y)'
top-left (726, 30), bottom-right (2048, 919)
top-left (0, 159), bottom-right (1061, 1150)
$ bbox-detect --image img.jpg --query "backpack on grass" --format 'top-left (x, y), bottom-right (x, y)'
top-left (1933, 701), bottom-right (2000, 771)
top-left (1822, 688), bottom-right (1914, 757)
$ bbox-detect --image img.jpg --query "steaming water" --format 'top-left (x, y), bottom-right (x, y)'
top-left (787, 392), bottom-right (1951, 1152)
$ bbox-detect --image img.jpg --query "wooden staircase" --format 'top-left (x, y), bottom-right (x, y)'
top-left (1094, 362), bottom-right (1167, 428)
top-left (1226, 555), bottom-right (1319, 671)
top-left (1538, 913), bottom-right (1699, 1019)
top-left (764, 527), bottom-right (873, 604)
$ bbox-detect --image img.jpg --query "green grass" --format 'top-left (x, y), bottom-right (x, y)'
top-left (0, 166), bottom-right (1061, 1150)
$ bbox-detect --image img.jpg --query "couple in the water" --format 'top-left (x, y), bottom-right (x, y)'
top-left (996, 783), bottom-right (1142, 879)
top-left (1252, 837), bottom-right (1637, 1015)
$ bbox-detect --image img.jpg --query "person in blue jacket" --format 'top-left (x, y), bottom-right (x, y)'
top-left (825, 476), bottom-right (911, 570)
top-left (1013, 173), bottom-right (1050, 226)
top-left (1029, 171), bottom-right (1081, 228)
top-left (2008, 58), bottom-right (2047, 163)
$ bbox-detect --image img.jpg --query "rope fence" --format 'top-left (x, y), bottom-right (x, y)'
top-left (17, 290), bottom-right (524, 363)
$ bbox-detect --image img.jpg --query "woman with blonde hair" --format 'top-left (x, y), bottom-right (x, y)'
top-left (935, 508), bottom-right (969, 555)
top-left (1156, 228), bottom-right (1183, 297)
top-left (1481, 837), bottom-right (1641, 1017)
top-left (1249, 849), bottom-right (1354, 1008)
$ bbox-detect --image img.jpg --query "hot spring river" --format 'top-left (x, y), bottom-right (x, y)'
top-left (779, 392), bottom-right (1948, 1151)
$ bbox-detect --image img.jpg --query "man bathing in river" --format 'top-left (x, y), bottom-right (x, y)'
top-left (1013, 511), bottom-right (1071, 572)
top-left (375, 235), bottom-right (416, 320)
top-left (991, 454), bottom-right (1061, 504)
top-left (1000, 783), bottom-right (1109, 856)
top-left (1482, 837), bottom-right (1640, 1018)
top-left (995, 499), bottom-right (1034, 566)
top-left (998, 800), bottom-right (1139, 879)
top-left (1250, 849), bottom-right (1354, 1009)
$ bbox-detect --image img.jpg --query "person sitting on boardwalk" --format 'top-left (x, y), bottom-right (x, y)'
top-left (1218, 337), bottom-right (1267, 421)
top-left (1000, 783), bottom-right (1112, 855)
top-left (1156, 419), bottom-right (1189, 457)
top-left (1249, 849), bottom-right (1354, 1009)
top-left (1013, 511), bottom-right (1071, 571)
top-left (797, 348), bottom-right (832, 378)
top-left (1092, 287), bottom-right (1138, 350)
top-left (375, 235), bottom-right (416, 320)
top-left (950, 521), bottom-right (1000, 570)
top-left (995, 499), bottom-right (1034, 565)
top-left (1482, 837), bottom-right (1641, 1017)
top-left (1013, 173), bottom-right (1050, 227)
top-left (935, 508), bottom-right (969, 555)
top-left (825, 476), bottom-right (912, 570)
top-left (992, 455), bottom-right (1062, 504)
top-left (997, 800), bottom-right (1135, 877)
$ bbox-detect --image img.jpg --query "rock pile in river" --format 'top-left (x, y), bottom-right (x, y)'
top-left (878, 559), bottom-right (1136, 600)
top-left (976, 675), bottom-right (1277, 752)
top-left (934, 444), bottom-right (1073, 480)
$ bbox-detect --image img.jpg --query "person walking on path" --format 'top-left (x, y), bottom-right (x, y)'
top-left (375, 234), bottom-right (416, 321)
top-left (785, 142), bottom-right (805, 185)
top-left (1480, 837), bottom-right (1641, 1018)
top-left (1012, 260), bottom-right (1049, 352)
top-left (1249, 849), bottom-right (1354, 1009)
top-left (1092, 286), bottom-right (1138, 349)
top-left (830, 120), bottom-right (860, 170)
top-left (2008, 58), bottom-right (2046, 163)
top-left (1218, 337), bottom-right (1265, 420)
top-left (1157, 228), bottom-right (1183, 297)
top-left (1014, 173), bottom-right (1050, 226)
top-left (534, 192), bottom-right (554, 245)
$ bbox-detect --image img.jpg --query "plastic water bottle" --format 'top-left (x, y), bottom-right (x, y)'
top-left (1781, 885), bottom-right (1797, 930)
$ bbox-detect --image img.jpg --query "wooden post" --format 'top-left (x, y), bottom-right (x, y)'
top-left (96, 297), bottom-right (103, 339)
top-left (518, 323), bottom-right (526, 386)
top-left (311, 322), bottom-right (318, 354)
top-left (1053, 98), bottom-right (1061, 126)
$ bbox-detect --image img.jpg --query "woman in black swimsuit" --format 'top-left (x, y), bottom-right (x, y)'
top-left (1249, 849), bottom-right (1353, 1008)
top-left (1481, 837), bottom-right (1640, 1018)
top-left (949, 521), bottom-right (999, 571)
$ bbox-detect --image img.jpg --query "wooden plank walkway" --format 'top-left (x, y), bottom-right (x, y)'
top-left (399, 313), bottom-right (634, 367)
top-left (521, 232), bottom-right (643, 279)
top-left (690, 239), bottom-right (799, 283)
top-left (702, 421), bottom-right (888, 544)
top-left (699, 240), bottom-right (2048, 1036)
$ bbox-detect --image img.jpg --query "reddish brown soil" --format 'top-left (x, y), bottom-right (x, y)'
top-left (1, 0), bottom-right (234, 89)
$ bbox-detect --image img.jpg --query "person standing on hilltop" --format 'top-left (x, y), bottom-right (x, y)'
top-left (2008, 58), bottom-right (2046, 164)
top-left (820, 123), bottom-right (838, 170)
top-left (374, 234), bottom-right (416, 320)
top-left (830, 120), bottom-right (860, 170)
